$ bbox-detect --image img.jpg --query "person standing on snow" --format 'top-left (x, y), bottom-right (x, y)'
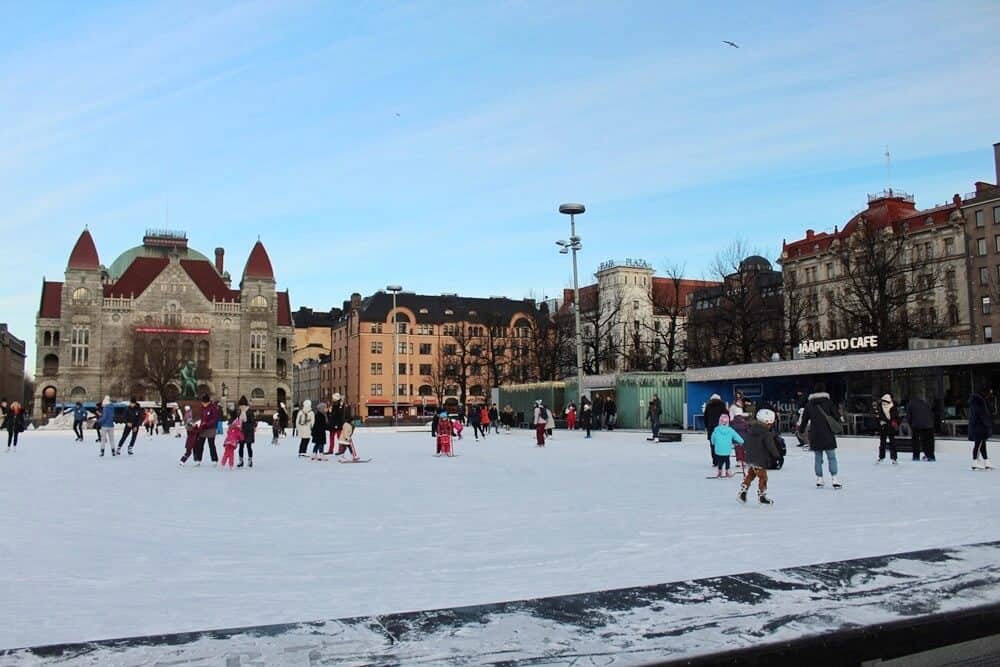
top-left (604, 397), bottom-right (617, 431)
top-left (117, 398), bottom-right (142, 455)
top-left (799, 382), bottom-right (842, 488)
top-left (98, 396), bottom-right (116, 457)
top-left (310, 402), bottom-right (328, 461)
top-left (325, 394), bottom-right (345, 455)
top-left (711, 413), bottom-right (743, 478)
top-left (3, 401), bottom-right (26, 451)
top-left (580, 397), bottom-right (593, 438)
top-left (489, 403), bottom-right (500, 434)
top-left (646, 395), bottom-right (662, 442)
top-left (195, 394), bottom-right (220, 465)
top-left (906, 396), bottom-right (935, 461)
top-left (874, 394), bottom-right (899, 464)
top-left (236, 396), bottom-right (255, 468)
top-left (738, 409), bottom-right (781, 505)
top-left (469, 403), bottom-right (484, 441)
top-left (435, 411), bottom-right (454, 456)
top-left (72, 401), bottom-right (87, 442)
top-left (296, 400), bottom-right (315, 457)
top-left (704, 394), bottom-right (728, 467)
top-left (968, 390), bottom-right (994, 470)
top-left (565, 402), bottom-right (577, 431)
top-left (533, 399), bottom-right (549, 446)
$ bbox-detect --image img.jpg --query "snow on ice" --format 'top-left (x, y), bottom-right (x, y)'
top-left (1, 426), bottom-right (998, 655)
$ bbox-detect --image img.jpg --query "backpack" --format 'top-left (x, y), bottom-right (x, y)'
top-left (538, 405), bottom-right (548, 421)
top-left (815, 404), bottom-right (844, 435)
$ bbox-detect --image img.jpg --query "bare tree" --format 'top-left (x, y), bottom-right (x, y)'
top-left (831, 220), bottom-right (949, 349)
top-left (578, 286), bottom-right (626, 373)
top-left (781, 269), bottom-right (809, 359)
top-left (532, 307), bottom-right (573, 381)
top-left (641, 262), bottom-right (689, 371)
top-left (125, 330), bottom-right (189, 408)
top-left (479, 313), bottom-right (511, 390)
top-left (423, 343), bottom-right (452, 406)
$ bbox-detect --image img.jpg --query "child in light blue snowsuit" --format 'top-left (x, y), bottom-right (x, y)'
top-left (710, 413), bottom-right (744, 478)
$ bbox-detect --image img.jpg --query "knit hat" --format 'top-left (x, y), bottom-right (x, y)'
top-left (710, 394), bottom-right (721, 401)
top-left (757, 408), bottom-right (776, 424)
top-left (718, 413), bottom-right (730, 425)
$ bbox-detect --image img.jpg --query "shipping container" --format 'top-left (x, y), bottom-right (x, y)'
top-left (497, 381), bottom-right (565, 427)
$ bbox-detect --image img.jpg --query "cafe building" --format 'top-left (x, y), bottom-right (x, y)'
top-left (685, 339), bottom-right (1000, 436)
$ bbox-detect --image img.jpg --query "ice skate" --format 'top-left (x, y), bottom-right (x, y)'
top-left (112, 448), bottom-right (118, 456)
top-left (725, 470), bottom-right (734, 478)
top-left (876, 458), bottom-right (883, 464)
top-left (237, 459), bottom-right (244, 468)
top-left (178, 459), bottom-right (185, 467)
top-left (891, 459), bottom-right (898, 465)
top-left (100, 449), bottom-right (105, 456)
top-left (194, 462), bottom-right (201, 467)
top-left (832, 477), bottom-right (842, 489)
top-left (816, 477), bottom-right (824, 487)
top-left (759, 494), bottom-right (774, 505)
top-left (985, 459), bottom-right (994, 470)
top-left (248, 459), bottom-right (253, 468)
top-left (737, 488), bottom-right (747, 503)
top-left (127, 446), bottom-right (133, 455)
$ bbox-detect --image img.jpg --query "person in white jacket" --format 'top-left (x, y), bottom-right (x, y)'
top-left (296, 399), bottom-right (315, 458)
top-left (533, 399), bottom-right (549, 447)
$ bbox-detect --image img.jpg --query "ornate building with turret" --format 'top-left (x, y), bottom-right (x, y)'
top-left (34, 229), bottom-right (293, 417)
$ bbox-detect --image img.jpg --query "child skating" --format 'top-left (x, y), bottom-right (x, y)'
top-left (336, 422), bottom-right (369, 462)
top-left (220, 414), bottom-right (243, 468)
top-left (738, 409), bottom-right (781, 505)
top-left (178, 406), bottom-right (200, 466)
top-left (436, 411), bottom-right (454, 456)
top-left (710, 413), bottom-right (743, 478)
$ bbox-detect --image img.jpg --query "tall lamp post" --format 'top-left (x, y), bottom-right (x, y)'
top-left (557, 203), bottom-right (585, 406)
top-left (386, 285), bottom-right (403, 426)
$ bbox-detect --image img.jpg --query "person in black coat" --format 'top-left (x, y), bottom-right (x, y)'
top-left (310, 403), bottom-right (328, 461)
top-left (580, 396), bottom-right (593, 438)
top-left (968, 391), bottom-right (993, 469)
top-left (799, 382), bottom-right (842, 488)
top-left (116, 399), bottom-right (142, 455)
top-left (236, 396), bottom-right (256, 468)
top-left (604, 398), bottom-right (617, 431)
top-left (704, 394), bottom-right (728, 466)
top-left (874, 394), bottom-right (899, 463)
top-left (907, 397), bottom-right (935, 461)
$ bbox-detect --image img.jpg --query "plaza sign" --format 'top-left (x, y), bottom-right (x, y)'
top-left (796, 335), bottom-right (879, 355)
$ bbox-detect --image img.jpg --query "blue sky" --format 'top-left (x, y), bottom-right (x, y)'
top-left (2, 0), bottom-right (999, 372)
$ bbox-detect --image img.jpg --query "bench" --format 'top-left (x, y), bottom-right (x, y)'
top-left (657, 432), bottom-right (682, 443)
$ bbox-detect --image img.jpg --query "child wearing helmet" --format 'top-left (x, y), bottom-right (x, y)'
top-left (738, 409), bottom-right (781, 505)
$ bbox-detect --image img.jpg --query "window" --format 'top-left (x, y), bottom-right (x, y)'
top-left (994, 206), bottom-right (1000, 225)
top-left (370, 323), bottom-right (383, 333)
top-left (370, 383), bottom-right (383, 396)
top-left (370, 362), bottom-right (382, 375)
top-left (419, 385), bottom-right (433, 396)
top-left (72, 287), bottom-right (90, 303)
top-left (946, 269), bottom-right (956, 290)
top-left (825, 263), bottom-right (834, 279)
top-left (397, 384), bottom-right (407, 396)
top-left (981, 267), bottom-right (990, 286)
top-left (71, 326), bottom-right (89, 366)
top-left (249, 332), bottom-right (266, 370)
top-left (983, 297), bottom-right (992, 315)
top-left (398, 363), bottom-right (407, 375)
top-left (398, 341), bottom-right (408, 354)
top-left (985, 326), bottom-right (993, 343)
top-left (948, 304), bottom-right (960, 326)
top-left (250, 295), bottom-right (268, 308)
top-left (976, 210), bottom-right (985, 227)
top-left (251, 387), bottom-right (265, 399)
top-left (995, 235), bottom-right (1000, 254)
top-left (978, 238), bottom-right (987, 256)
top-left (443, 344), bottom-right (456, 355)
top-left (419, 364), bottom-right (432, 376)
top-left (945, 237), bottom-right (955, 255)
top-left (396, 322), bottom-right (408, 334)
top-left (417, 324), bottom-right (433, 335)
top-left (43, 331), bottom-right (51, 346)
top-left (633, 300), bottom-right (640, 311)
top-left (443, 324), bottom-right (456, 336)
top-left (224, 349), bottom-right (230, 369)
top-left (371, 341), bottom-right (383, 354)
top-left (419, 343), bottom-right (432, 355)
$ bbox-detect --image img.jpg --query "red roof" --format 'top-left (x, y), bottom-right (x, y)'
top-left (180, 259), bottom-right (239, 302)
top-left (651, 278), bottom-right (720, 313)
top-left (243, 241), bottom-right (274, 280)
top-left (277, 291), bottom-right (292, 326)
top-left (39, 281), bottom-right (62, 318)
top-left (104, 257), bottom-right (169, 298)
top-left (67, 230), bottom-right (100, 270)
top-left (784, 193), bottom-right (959, 260)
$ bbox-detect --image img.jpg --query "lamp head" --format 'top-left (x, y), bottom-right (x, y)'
top-left (559, 203), bottom-right (585, 215)
top-left (386, 284), bottom-right (403, 292)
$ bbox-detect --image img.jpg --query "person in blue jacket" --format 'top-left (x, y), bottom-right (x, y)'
top-left (710, 413), bottom-right (744, 478)
top-left (72, 401), bottom-right (88, 442)
top-left (98, 396), bottom-right (117, 457)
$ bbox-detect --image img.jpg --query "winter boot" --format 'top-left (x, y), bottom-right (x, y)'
top-left (985, 460), bottom-right (994, 470)
top-left (100, 449), bottom-right (105, 457)
top-left (737, 488), bottom-right (748, 503)
top-left (759, 494), bottom-right (774, 505)
top-left (127, 446), bottom-right (133, 456)
top-left (248, 458), bottom-right (253, 468)
top-left (816, 476), bottom-right (824, 487)
top-left (237, 458), bottom-right (244, 468)
top-left (832, 476), bottom-right (842, 489)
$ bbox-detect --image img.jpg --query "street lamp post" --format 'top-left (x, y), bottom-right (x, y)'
top-left (386, 285), bottom-right (403, 426)
top-left (557, 203), bottom-right (586, 408)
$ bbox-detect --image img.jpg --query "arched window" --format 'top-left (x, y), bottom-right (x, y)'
top-left (72, 287), bottom-right (90, 303)
top-left (276, 387), bottom-right (287, 404)
top-left (445, 384), bottom-right (459, 396)
top-left (43, 354), bottom-right (59, 375)
top-left (181, 339), bottom-right (194, 363)
top-left (513, 317), bottom-right (532, 339)
top-left (70, 386), bottom-right (86, 399)
top-left (251, 387), bottom-right (266, 399)
top-left (44, 331), bottom-right (51, 346)
top-left (418, 385), bottom-right (433, 396)
top-left (470, 385), bottom-right (484, 396)
top-left (276, 358), bottom-right (287, 378)
top-left (251, 295), bottom-right (268, 308)
top-left (197, 340), bottom-right (210, 367)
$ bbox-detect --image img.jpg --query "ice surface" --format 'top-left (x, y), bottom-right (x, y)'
top-left (1, 427), bottom-right (998, 651)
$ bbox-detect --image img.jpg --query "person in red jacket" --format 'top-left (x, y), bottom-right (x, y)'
top-left (436, 412), bottom-right (453, 456)
top-left (195, 394), bottom-right (220, 464)
top-left (566, 402), bottom-right (577, 431)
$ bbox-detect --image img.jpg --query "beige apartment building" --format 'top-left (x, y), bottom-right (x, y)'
top-left (302, 291), bottom-right (544, 418)
top-left (781, 190), bottom-right (970, 351)
top-left (962, 143), bottom-right (1000, 343)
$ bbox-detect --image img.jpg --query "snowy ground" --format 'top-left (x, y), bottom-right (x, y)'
top-left (1, 426), bottom-right (998, 653)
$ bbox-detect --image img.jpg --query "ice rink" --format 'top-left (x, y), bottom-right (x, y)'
top-left (1, 425), bottom-right (998, 650)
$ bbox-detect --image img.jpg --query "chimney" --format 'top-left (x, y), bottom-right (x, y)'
top-left (806, 229), bottom-right (814, 239)
top-left (214, 247), bottom-right (224, 274)
top-left (994, 142), bottom-right (1000, 185)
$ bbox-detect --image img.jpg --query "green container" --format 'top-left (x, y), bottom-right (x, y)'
top-left (614, 373), bottom-right (685, 429)
top-left (498, 381), bottom-right (566, 426)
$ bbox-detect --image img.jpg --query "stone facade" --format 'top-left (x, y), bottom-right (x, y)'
top-left (0, 324), bottom-right (26, 405)
top-left (34, 230), bottom-right (293, 416)
top-left (962, 143), bottom-right (1000, 344)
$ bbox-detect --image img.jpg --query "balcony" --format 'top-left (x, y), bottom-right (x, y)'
top-left (103, 297), bottom-right (134, 312)
top-left (214, 301), bottom-right (241, 315)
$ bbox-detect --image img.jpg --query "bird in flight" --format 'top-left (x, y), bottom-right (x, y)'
top-left (722, 40), bottom-right (739, 48)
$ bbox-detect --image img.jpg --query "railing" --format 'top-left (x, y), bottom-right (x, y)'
top-left (103, 297), bottom-right (133, 311)
top-left (868, 189), bottom-right (914, 203)
top-left (214, 301), bottom-right (241, 315)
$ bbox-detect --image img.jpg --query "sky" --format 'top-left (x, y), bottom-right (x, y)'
top-left (2, 0), bottom-right (999, 373)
